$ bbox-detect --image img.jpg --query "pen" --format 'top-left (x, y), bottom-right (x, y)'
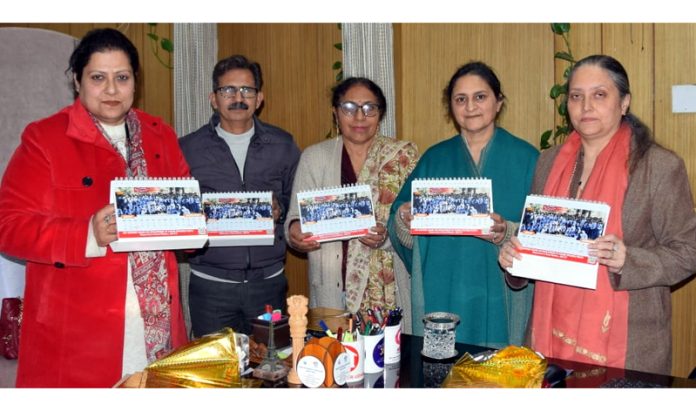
top-left (373, 307), bottom-right (383, 325)
top-left (319, 319), bottom-right (336, 338)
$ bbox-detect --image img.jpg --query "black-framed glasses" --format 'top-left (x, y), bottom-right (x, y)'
top-left (214, 85), bottom-right (259, 99)
top-left (338, 101), bottom-right (380, 117)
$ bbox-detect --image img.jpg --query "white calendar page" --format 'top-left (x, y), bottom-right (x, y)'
top-left (410, 178), bottom-right (493, 235)
top-left (203, 191), bottom-right (274, 246)
top-left (509, 195), bottom-right (611, 289)
top-left (297, 184), bottom-right (376, 242)
top-left (109, 178), bottom-right (207, 252)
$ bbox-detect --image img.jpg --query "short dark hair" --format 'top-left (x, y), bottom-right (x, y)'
top-left (443, 61), bottom-right (505, 121)
top-left (69, 28), bottom-right (140, 90)
top-left (212, 55), bottom-right (263, 90)
top-left (331, 77), bottom-right (387, 121)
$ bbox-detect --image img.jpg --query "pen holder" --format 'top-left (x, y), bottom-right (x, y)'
top-left (361, 333), bottom-right (384, 373)
top-left (384, 322), bottom-right (401, 365)
top-left (341, 337), bottom-right (365, 383)
top-left (296, 337), bottom-right (350, 387)
top-left (384, 361), bottom-right (400, 388)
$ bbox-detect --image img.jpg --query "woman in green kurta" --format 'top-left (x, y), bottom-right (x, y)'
top-left (387, 62), bottom-right (538, 347)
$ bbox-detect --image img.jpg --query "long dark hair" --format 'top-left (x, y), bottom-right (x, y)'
top-left (566, 54), bottom-right (654, 172)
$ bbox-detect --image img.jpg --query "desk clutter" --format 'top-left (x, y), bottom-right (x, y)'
top-left (114, 297), bottom-right (550, 389)
top-left (293, 304), bottom-right (403, 387)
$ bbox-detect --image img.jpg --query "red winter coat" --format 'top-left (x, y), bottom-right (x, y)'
top-left (0, 100), bottom-right (190, 387)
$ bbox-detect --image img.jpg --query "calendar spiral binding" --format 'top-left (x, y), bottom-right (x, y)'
top-left (204, 191), bottom-right (272, 197)
top-left (411, 177), bottom-right (491, 182)
top-left (297, 183), bottom-right (372, 197)
top-left (524, 194), bottom-right (610, 208)
top-left (113, 176), bottom-right (197, 181)
top-left (202, 191), bottom-right (273, 203)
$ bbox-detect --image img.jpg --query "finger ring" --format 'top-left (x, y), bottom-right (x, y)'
top-left (613, 243), bottom-right (619, 251)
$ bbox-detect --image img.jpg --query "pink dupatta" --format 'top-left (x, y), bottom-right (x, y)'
top-left (530, 123), bottom-right (631, 368)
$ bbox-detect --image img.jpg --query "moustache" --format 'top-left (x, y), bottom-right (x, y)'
top-left (227, 102), bottom-right (249, 110)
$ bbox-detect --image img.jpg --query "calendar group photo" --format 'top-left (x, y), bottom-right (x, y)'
top-left (297, 184), bottom-right (376, 242)
top-left (410, 178), bottom-right (493, 236)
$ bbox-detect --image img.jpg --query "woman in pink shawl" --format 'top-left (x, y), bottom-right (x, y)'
top-left (499, 55), bottom-right (696, 375)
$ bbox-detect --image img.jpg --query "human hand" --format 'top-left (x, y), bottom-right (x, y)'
top-left (498, 236), bottom-right (522, 271)
top-left (588, 234), bottom-right (625, 274)
top-left (288, 220), bottom-right (321, 252)
top-left (93, 204), bottom-right (117, 247)
top-left (359, 222), bottom-right (387, 249)
top-left (478, 212), bottom-right (506, 244)
top-left (397, 202), bottom-right (413, 229)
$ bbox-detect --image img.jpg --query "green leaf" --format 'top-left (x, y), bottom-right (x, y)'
top-left (554, 51), bottom-right (574, 63)
top-left (148, 23), bottom-right (157, 27)
top-left (540, 129), bottom-right (552, 149)
top-left (147, 33), bottom-right (159, 41)
top-left (334, 42), bottom-right (342, 51)
top-left (550, 84), bottom-right (566, 99)
top-left (550, 23), bottom-right (570, 35)
top-left (557, 103), bottom-right (568, 117)
top-left (336, 70), bottom-right (343, 82)
top-left (332, 61), bottom-right (342, 70)
top-left (161, 38), bottom-right (174, 53)
top-left (563, 67), bottom-right (572, 79)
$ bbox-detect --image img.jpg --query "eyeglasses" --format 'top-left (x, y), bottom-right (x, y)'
top-left (337, 101), bottom-right (380, 117)
top-left (214, 85), bottom-right (259, 99)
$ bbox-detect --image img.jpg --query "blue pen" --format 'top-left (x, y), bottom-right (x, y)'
top-left (319, 319), bottom-right (336, 338)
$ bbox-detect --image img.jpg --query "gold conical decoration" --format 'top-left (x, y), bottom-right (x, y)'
top-left (143, 327), bottom-right (242, 388)
top-left (442, 346), bottom-right (547, 388)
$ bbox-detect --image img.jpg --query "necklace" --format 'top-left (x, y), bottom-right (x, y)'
top-left (568, 150), bottom-right (584, 198)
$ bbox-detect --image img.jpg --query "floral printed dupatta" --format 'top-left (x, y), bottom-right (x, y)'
top-left (344, 135), bottom-right (418, 313)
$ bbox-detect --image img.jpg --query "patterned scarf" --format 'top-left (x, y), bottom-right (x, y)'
top-left (92, 110), bottom-right (171, 363)
top-left (344, 135), bottom-right (417, 313)
top-left (531, 122), bottom-right (631, 368)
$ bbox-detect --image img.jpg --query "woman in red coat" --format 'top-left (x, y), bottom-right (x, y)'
top-left (0, 28), bottom-right (189, 387)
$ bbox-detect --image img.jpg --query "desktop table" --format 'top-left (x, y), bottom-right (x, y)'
top-left (353, 334), bottom-right (696, 388)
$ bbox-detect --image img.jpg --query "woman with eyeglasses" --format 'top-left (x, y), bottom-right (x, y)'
top-left (387, 61), bottom-right (539, 348)
top-left (285, 77), bottom-right (419, 332)
top-left (0, 28), bottom-right (189, 387)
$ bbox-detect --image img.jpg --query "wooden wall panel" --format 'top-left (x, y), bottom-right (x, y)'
top-left (601, 24), bottom-right (655, 129)
top-left (654, 24), bottom-right (696, 378)
top-left (395, 24), bottom-right (554, 152)
top-left (0, 23), bottom-right (173, 125)
top-left (217, 23), bottom-right (342, 298)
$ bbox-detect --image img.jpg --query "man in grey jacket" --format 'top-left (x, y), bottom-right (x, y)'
top-left (179, 55), bottom-right (301, 336)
